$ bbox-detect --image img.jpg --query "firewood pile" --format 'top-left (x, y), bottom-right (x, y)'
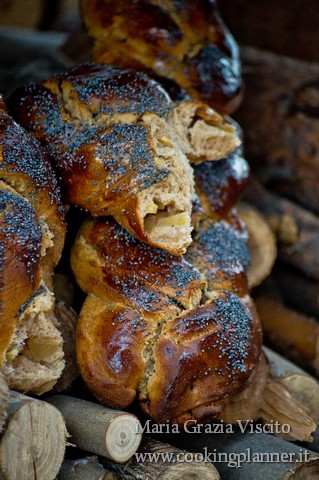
top-left (1, 1), bottom-right (319, 479)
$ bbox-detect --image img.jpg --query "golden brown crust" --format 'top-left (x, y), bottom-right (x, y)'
top-left (144, 293), bottom-right (262, 423)
top-left (185, 212), bottom-right (250, 297)
top-left (0, 103), bottom-right (65, 383)
top-left (76, 296), bottom-right (156, 409)
top-left (80, 0), bottom-right (242, 114)
top-left (0, 181), bottom-right (42, 365)
top-left (71, 217), bottom-right (205, 312)
top-left (73, 216), bottom-right (262, 424)
top-left (8, 64), bottom-right (240, 256)
top-left (193, 147), bottom-right (250, 222)
top-left (0, 108), bottom-right (65, 285)
top-left (7, 65), bottom-right (191, 255)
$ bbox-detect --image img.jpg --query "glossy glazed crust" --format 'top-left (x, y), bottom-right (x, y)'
top-left (7, 66), bottom-right (172, 200)
top-left (193, 147), bottom-right (250, 222)
top-left (73, 216), bottom-right (262, 424)
top-left (7, 65), bottom-right (187, 255)
top-left (76, 296), bottom-right (162, 409)
top-left (80, 0), bottom-right (242, 114)
top-left (8, 63), bottom-right (240, 255)
top-left (185, 212), bottom-right (250, 297)
top-left (145, 293), bottom-right (262, 423)
top-left (76, 292), bottom-right (261, 423)
top-left (71, 217), bottom-right (205, 312)
top-left (0, 182), bottom-right (42, 364)
top-left (0, 101), bottom-right (65, 366)
top-left (0, 108), bottom-right (66, 285)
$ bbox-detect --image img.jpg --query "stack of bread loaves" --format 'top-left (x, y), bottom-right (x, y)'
top-left (0, 96), bottom-right (66, 395)
top-left (8, 63), bottom-right (262, 423)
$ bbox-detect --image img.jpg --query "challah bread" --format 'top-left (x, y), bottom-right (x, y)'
top-left (72, 215), bottom-right (262, 424)
top-left (0, 181), bottom-right (43, 366)
top-left (192, 147), bottom-right (250, 224)
top-left (0, 104), bottom-right (65, 287)
top-left (3, 286), bottom-right (64, 395)
top-left (80, 0), bottom-right (242, 114)
top-left (185, 213), bottom-right (250, 298)
top-left (0, 99), bottom-right (66, 393)
top-left (8, 63), bottom-right (240, 255)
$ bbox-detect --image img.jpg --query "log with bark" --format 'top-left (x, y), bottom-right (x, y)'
top-left (47, 395), bottom-right (142, 463)
top-left (219, 350), bottom-right (317, 443)
top-left (243, 179), bottom-right (319, 282)
top-left (220, 0), bottom-right (319, 63)
top-left (101, 436), bottom-right (220, 480)
top-left (0, 391), bottom-right (67, 480)
top-left (236, 47), bottom-right (319, 216)
top-left (263, 347), bottom-right (319, 424)
top-left (255, 294), bottom-right (319, 375)
top-left (152, 430), bottom-right (319, 480)
top-left (274, 267), bottom-right (319, 320)
top-left (57, 456), bottom-right (118, 480)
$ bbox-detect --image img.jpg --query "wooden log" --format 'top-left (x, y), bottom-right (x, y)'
top-left (255, 294), bottom-right (319, 374)
top-left (263, 347), bottom-right (319, 423)
top-left (153, 430), bottom-right (319, 480)
top-left (260, 377), bottom-right (316, 442)
top-left (274, 267), bottom-right (319, 320)
top-left (244, 179), bottom-right (319, 282)
top-left (57, 456), bottom-right (117, 480)
top-left (53, 273), bottom-right (75, 308)
top-left (303, 427), bottom-right (319, 457)
top-left (0, 373), bottom-right (8, 433)
top-left (0, 390), bottom-right (67, 480)
top-left (237, 202), bottom-right (277, 287)
top-left (219, 351), bottom-right (316, 442)
top-left (47, 395), bottom-right (142, 463)
top-left (220, 0), bottom-right (319, 63)
top-left (101, 436), bottom-right (220, 480)
top-left (52, 301), bottom-right (79, 393)
top-left (219, 353), bottom-right (269, 423)
top-left (236, 47), bottom-right (319, 216)
top-left (219, 0), bottom-right (319, 61)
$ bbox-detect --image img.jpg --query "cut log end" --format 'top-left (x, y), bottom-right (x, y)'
top-left (280, 456), bottom-right (319, 480)
top-left (281, 374), bottom-right (319, 424)
top-left (237, 202), bottom-right (277, 288)
top-left (46, 395), bottom-right (142, 462)
top-left (0, 393), bottom-right (67, 480)
top-left (106, 413), bottom-right (142, 463)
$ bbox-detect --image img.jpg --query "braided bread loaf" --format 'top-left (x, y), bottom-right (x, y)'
top-left (8, 64), bottom-right (240, 256)
top-left (0, 98), bottom-right (66, 394)
top-left (7, 65), bottom-right (261, 421)
top-left (71, 148), bottom-right (262, 424)
top-left (80, 0), bottom-right (242, 114)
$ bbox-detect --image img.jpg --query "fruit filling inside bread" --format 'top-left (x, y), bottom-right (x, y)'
top-left (136, 113), bottom-right (194, 254)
